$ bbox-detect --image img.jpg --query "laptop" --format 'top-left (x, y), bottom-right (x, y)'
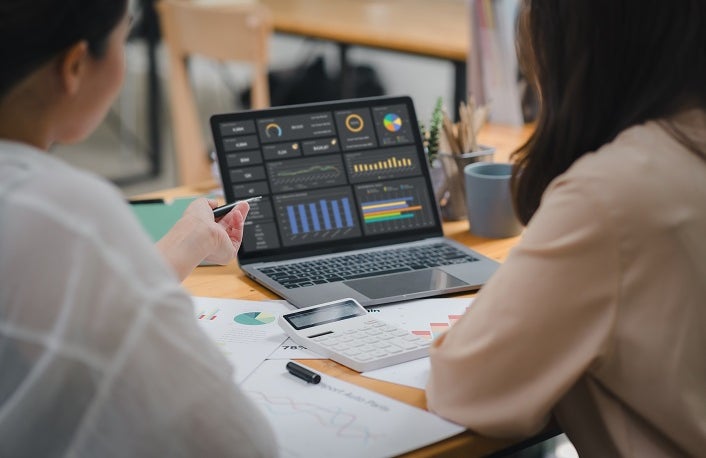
top-left (210, 96), bottom-right (499, 307)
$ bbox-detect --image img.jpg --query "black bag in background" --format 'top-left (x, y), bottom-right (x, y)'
top-left (240, 56), bottom-right (385, 108)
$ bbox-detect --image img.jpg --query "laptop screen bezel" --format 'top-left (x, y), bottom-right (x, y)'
top-left (210, 95), bottom-right (444, 265)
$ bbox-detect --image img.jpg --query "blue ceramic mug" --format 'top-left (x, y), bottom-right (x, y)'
top-left (464, 162), bottom-right (523, 238)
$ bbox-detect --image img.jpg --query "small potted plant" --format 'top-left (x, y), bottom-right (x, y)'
top-left (419, 96), bottom-right (444, 166)
top-left (419, 97), bottom-right (447, 207)
top-left (423, 96), bottom-right (492, 220)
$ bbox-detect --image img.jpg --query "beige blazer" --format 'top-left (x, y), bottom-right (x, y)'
top-left (427, 112), bottom-right (706, 457)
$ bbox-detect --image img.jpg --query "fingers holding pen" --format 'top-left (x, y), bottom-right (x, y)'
top-left (218, 201), bottom-right (250, 247)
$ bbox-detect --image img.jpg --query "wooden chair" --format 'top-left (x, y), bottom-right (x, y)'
top-left (156, 0), bottom-right (272, 186)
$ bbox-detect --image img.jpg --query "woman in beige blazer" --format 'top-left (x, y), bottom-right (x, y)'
top-left (427, 1), bottom-right (706, 456)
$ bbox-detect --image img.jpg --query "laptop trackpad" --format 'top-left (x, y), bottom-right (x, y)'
top-left (344, 269), bottom-right (469, 300)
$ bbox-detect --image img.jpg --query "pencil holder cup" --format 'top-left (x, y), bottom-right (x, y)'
top-left (436, 146), bottom-right (495, 221)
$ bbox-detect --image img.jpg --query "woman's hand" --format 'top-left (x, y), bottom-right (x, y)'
top-left (199, 199), bottom-right (250, 265)
top-left (156, 198), bottom-right (250, 281)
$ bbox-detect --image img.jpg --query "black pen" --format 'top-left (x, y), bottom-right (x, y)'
top-left (127, 198), bottom-right (165, 205)
top-left (286, 361), bottom-right (321, 384)
top-left (213, 196), bottom-right (262, 219)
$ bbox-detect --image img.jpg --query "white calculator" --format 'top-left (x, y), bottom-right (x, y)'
top-left (278, 298), bottom-right (430, 372)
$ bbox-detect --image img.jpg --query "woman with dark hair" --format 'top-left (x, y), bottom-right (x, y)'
top-left (0, 1), bottom-right (275, 456)
top-left (427, 0), bottom-right (706, 455)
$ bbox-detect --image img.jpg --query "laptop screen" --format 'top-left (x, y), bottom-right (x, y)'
top-left (210, 96), bottom-right (444, 264)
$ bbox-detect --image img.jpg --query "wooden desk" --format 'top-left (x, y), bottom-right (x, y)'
top-left (261, 0), bottom-right (470, 116)
top-left (262, 0), bottom-right (468, 61)
top-left (180, 221), bottom-right (521, 458)
top-left (147, 123), bottom-right (536, 457)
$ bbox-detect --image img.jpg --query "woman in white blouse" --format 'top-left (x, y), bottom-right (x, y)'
top-left (0, 1), bottom-right (275, 456)
top-left (427, 0), bottom-right (706, 456)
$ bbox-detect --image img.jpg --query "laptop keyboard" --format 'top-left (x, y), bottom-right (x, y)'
top-left (258, 243), bottom-right (478, 289)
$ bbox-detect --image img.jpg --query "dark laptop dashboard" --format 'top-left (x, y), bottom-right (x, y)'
top-left (210, 96), bottom-right (443, 264)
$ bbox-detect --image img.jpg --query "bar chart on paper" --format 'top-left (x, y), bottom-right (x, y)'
top-left (411, 313), bottom-right (465, 340)
top-left (361, 298), bottom-right (474, 390)
top-left (367, 298), bottom-right (472, 341)
top-left (196, 308), bottom-right (220, 321)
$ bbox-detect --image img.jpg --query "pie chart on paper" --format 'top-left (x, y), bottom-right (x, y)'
top-left (383, 113), bottom-right (403, 132)
top-left (234, 312), bottom-right (276, 326)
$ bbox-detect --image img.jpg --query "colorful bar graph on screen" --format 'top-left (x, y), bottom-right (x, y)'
top-left (361, 197), bottom-right (422, 223)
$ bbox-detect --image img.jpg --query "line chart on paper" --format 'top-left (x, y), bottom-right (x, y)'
top-left (241, 360), bottom-right (464, 458)
top-left (246, 390), bottom-right (381, 443)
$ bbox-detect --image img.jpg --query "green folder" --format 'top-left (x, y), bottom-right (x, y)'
top-left (130, 197), bottom-right (196, 242)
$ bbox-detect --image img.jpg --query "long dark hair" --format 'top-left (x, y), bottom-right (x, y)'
top-left (0, 0), bottom-right (128, 99)
top-left (512, 0), bottom-right (706, 225)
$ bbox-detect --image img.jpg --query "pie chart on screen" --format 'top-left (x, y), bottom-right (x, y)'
top-left (383, 113), bottom-right (403, 132)
top-left (234, 312), bottom-right (276, 326)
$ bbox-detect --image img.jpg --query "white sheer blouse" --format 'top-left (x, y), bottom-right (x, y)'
top-left (0, 140), bottom-right (276, 457)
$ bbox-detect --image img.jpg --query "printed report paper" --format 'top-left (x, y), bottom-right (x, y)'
top-left (242, 360), bottom-right (464, 458)
top-left (192, 296), bottom-right (293, 382)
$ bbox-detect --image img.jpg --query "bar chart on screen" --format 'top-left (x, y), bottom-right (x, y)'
top-left (344, 147), bottom-right (421, 182)
top-left (354, 177), bottom-right (436, 234)
top-left (274, 187), bottom-right (363, 245)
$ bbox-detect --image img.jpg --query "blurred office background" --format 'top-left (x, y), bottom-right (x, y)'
top-left (53, 34), bottom-right (456, 196)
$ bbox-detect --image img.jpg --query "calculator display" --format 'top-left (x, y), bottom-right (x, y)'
top-left (284, 299), bottom-right (365, 330)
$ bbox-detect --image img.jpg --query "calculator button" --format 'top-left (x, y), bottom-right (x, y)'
top-left (387, 345), bottom-right (404, 354)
